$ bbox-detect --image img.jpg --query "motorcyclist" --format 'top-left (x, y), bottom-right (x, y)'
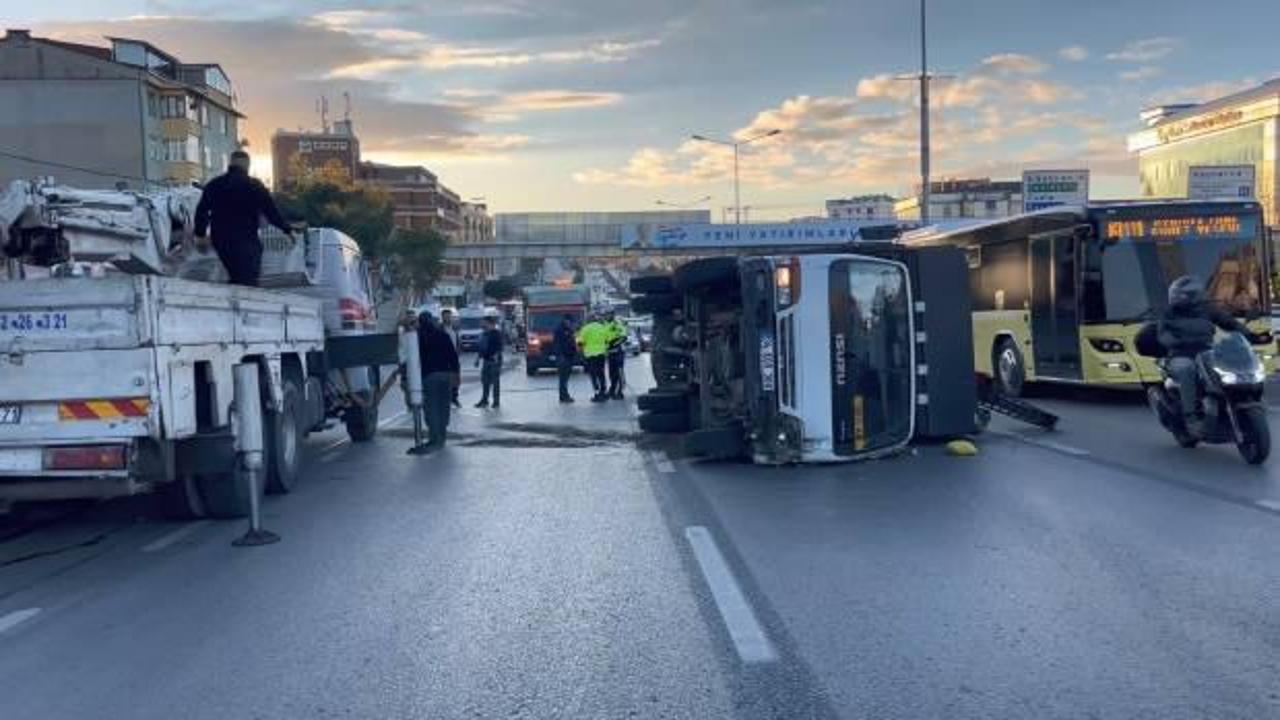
top-left (1157, 275), bottom-right (1252, 427)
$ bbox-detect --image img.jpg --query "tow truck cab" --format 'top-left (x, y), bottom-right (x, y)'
top-left (636, 245), bottom-right (976, 464)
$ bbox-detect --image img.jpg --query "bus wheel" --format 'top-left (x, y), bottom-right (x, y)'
top-left (994, 339), bottom-right (1026, 398)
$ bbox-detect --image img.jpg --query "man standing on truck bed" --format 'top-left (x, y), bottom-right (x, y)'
top-left (417, 311), bottom-right (461, 451)
top-left (193, 150), bottom-right (293, 287)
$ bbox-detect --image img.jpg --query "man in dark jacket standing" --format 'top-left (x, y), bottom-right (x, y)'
top-left (417, 311), bottom-right (461, 450)
top-left (553, 315), bottom-right (578, 404)
top-left (193, 151), bottom-right (293, 286)
top-left (474, 316), bottom-right (504, 408)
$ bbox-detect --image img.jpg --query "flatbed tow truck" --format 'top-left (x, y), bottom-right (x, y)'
top-left (0, 179), bottom-right (398, 517)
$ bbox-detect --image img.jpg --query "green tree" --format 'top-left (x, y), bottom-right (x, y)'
top-left (383, 228), bottom-right (448, 302)
top-left (483, 276), bottom-right (520, 301)
top-left (276, 176), bottom-right (395, 258)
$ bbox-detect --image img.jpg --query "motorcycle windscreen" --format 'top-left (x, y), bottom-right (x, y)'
top-left (828, 260), bottom-right (914, 456)
top-left (1211, 333), bottom-right (1263, 375)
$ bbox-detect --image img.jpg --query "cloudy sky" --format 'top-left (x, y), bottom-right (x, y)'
top-left (16, 0), bottom-right (1280, 217)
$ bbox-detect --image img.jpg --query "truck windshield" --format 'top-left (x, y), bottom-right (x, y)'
top-left (459, 317), bottom-right (484, 330)
top-left (828, 260), bottom-right (913, 455)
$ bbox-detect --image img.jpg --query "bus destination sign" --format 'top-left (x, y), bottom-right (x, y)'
top-left (1104, 215), bottom-right (1244, 240)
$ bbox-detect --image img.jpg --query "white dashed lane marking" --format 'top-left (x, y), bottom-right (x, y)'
top-left (0, 608), bottom-right (41, 634)
top-left (141, 521), bottom-right (210, 553)
top-left (684, 526), bottom-right (778, 664)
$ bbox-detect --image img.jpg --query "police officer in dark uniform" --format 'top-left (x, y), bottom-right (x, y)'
top-left (193, 150), bottom-right (293, 286)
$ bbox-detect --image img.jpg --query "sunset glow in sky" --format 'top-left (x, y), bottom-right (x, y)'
top-left (16, 0), bottom-right (1280, 217)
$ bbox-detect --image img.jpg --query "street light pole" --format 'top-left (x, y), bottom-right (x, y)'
top-left (692, 129), bottom-right (780, 241)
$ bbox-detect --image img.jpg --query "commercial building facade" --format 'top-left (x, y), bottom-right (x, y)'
top-left (1128, 78), bottom-right (1280, 227)
top-left (893, 179), bottom-right (1022, 222)
top-left (827, 194), bottom-right (896, 220)
top-left (460, 202), bottom-right (496, 279)
top-left (271, 120), bottom-right (361, 191)
top-left (0, 29), bottom-right (242, 189)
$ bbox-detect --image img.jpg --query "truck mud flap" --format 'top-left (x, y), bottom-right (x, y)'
top-left (318, 333), bottom-right (400, 372)
top-left (174, 431), bottom-right (236, 475)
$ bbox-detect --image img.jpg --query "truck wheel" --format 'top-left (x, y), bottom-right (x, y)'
top-left (632, 293), bottom-right (680, 315)
top-left (630, 274), bottom-right (674, 295)
top-left (526, 363), bottom-right (539, 376)
top-left (684, 423), bottom-right (747, 460)
top-left (638, 410), bottom-right (690, 434)
top-left (265, 377), bottom-right (304, 494)
top-left (994, 338), bottom-right (1026, 398)
top-left (638, 390), bottom-right (688, 413)
top-left (197, 468), bottom-right (260, 519)
top-left (160, 474), bottom-right (209, 520)
top-left (344, 367), bottom-right (380, 442)
top-left (673, 257), bottom-right (738, 292)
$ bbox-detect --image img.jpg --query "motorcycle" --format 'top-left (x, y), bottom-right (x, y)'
top-left (1145, 332), bottom-right (1271, 464)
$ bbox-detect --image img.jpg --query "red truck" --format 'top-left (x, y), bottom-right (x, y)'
top-left (522, 285), bottom-right (589, 375)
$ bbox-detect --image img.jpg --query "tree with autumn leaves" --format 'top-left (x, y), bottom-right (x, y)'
top-left (275, 158), bottom-right (447, 303)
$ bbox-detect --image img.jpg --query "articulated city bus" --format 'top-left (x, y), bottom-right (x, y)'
top-left (905, 200), bottom-right (1275, 394)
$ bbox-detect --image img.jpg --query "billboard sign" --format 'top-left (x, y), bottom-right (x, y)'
top-left (1187, 165), bottom-right (1255, 201)
top-left (1023, 169), bottom-right (1089, 212)
top-left (620, 221), bottom-right (883, 250)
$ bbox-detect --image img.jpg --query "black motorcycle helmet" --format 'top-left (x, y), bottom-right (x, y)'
top-left (1167, 275), bottom-right (1205, 309)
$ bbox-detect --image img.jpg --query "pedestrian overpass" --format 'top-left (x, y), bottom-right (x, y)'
top-left (442, 220), bottom-right (905, 261)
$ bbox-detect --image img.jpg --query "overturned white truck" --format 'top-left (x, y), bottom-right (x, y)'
top-left (632, 243), bottom-right (978, 463)
top-left (0, 180), bottom-right (397, 517)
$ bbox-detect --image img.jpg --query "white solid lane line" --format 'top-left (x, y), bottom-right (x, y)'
top-left (684, 526), bottom-right (778, 664)
top-left (141, 521), bottom-right (211, 553)
top-left (0, 608), bottom-right (41, 634)
top-left (990, 430), bottom-right (1091, 457)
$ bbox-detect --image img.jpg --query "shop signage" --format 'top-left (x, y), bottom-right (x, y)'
top-left (1187, 165), bottom-right (1255, 200)
top-left (1023, 169), bottom-right (1089, 211)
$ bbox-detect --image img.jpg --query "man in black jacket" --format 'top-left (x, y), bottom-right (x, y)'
top-left (474, 316), bottom-right (504, 408)
top-left (417, 311), bottom-right (461, 450)
top-left (1158, 275), bottom-right (1252, 423)
top-left (193, 151), bottom-right (293, 286)
top-left (553, 315), bottom-right (578, 404)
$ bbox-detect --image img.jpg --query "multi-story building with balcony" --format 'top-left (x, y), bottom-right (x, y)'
top-left (0, 29), bottom-right (242, 189)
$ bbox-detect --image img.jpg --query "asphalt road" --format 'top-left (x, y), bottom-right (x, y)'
top-left (1, 354), bottom-right (1278, 719)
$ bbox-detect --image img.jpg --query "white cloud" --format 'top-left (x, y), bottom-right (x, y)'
top-left (443, 89), bottom-right (623, 121)
top-left (980, 53), bottom-right (1047, 75)
top-left (1119, 66), bottom-right (1162, 82)
top-left (1106, 37), bottom-right (1179, 63)
top-left (574, 52), bottom-right (1100, 193)
top-left (1059, 45), bottom-right (1089, 62)
top-left (327, 36), bottom-right (663, 77)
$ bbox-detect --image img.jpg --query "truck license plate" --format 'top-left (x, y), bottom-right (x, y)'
top-left (0, 405), bottom-right (21, 424)
top-left (759, 332), bottom-right (776, 392)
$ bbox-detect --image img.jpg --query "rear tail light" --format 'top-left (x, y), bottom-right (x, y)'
top-left (338, 297), bottom-right (369, 321)
top-left (775, 258), bottom-right (800, 307)
top-left (527, 334), bottom-right (541, 347)
top-left (43, 445), bottom-right (127, 471)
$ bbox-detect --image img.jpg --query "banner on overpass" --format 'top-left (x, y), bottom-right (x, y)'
top-left (620, 221), bottom-right (882, 250)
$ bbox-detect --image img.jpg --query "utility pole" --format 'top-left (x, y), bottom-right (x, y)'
top-left (895, 0), bottom-right (949, 225)
top-left (919, 0), bottom-right (931, 225)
